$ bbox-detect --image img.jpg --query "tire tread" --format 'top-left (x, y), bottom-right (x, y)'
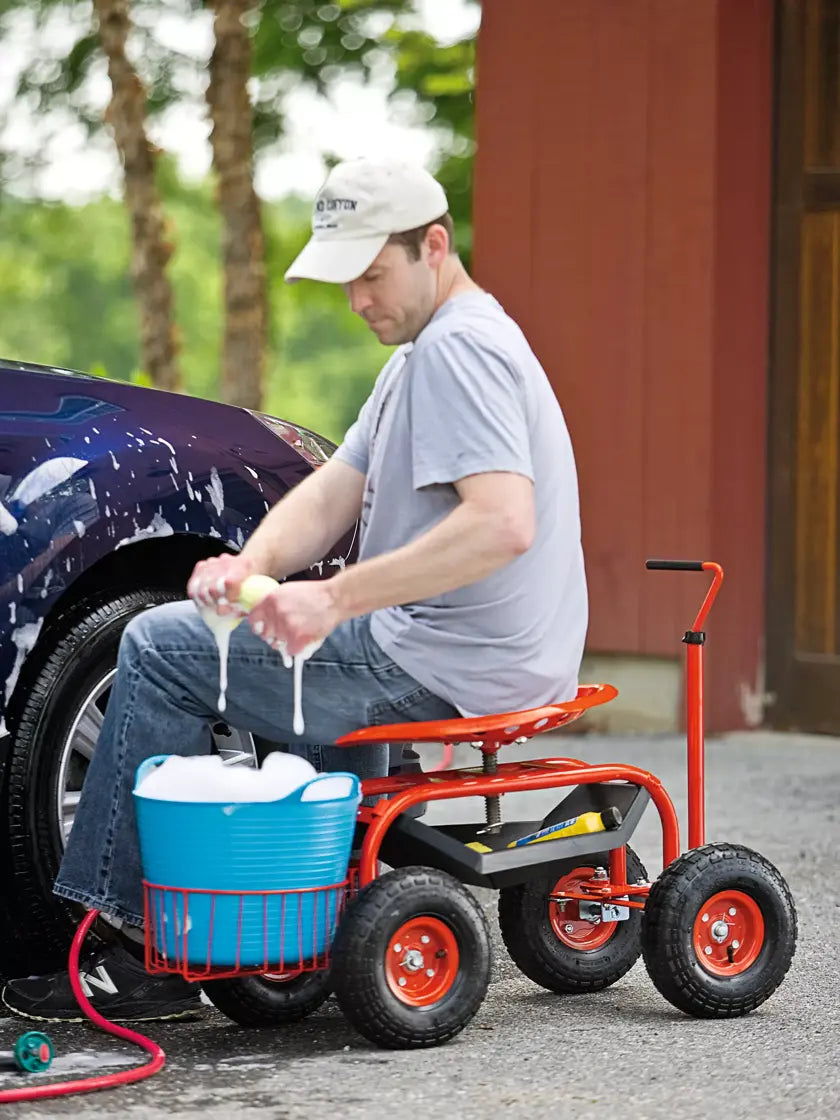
top-left (203, 971), bottom-right (332, 1026)
top-left (1, 589), bottom-right (181, 975)
top-left (641, 842), bottom-right (797, 1018)
top-left (331, 866), bottom-right (491, 1049)
top-left (498, 846), bottom-right (647, 994)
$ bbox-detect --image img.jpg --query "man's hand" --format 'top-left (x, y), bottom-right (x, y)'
top-left (247, 580), bottom-right (343, 657)
top-left (187, 553), bottom-right (259, 616)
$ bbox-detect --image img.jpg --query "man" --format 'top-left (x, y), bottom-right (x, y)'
top-left (3, 158), bottom-right (587, 1022)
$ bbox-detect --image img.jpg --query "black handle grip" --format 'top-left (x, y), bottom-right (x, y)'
top-left (645, 559), bottom-right (704, 571)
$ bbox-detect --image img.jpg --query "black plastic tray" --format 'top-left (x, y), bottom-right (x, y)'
top-left (367, 780), bottom-right (650, 889)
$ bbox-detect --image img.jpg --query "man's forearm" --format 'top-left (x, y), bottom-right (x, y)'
top-left (328, 501), bottom-right (527, 622)
top-left (240, 467), bottom-right (353, 579)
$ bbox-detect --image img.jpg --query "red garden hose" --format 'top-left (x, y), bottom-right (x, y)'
top-left (429, 742), bottom-right (454, 772)
top-left (0, 909), bottom-right (165, 1104)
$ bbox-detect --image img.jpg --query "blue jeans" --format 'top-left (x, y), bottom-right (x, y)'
top-left (54, 600), bottom-right (457, 926)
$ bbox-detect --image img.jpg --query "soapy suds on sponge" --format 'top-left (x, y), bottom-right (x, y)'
top-left (197, 575), bottom-right (321, 735)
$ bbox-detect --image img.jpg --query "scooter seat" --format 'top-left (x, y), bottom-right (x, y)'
top-left (334, 683), bottom-right (617, 748)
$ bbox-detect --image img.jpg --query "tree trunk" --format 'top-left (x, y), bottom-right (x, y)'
top-left (93, 0), bottom-right (181, 392)
top-left (206, 0), bottom-right (267, 410)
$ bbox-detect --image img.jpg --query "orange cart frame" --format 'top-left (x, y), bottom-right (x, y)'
top-left (337, 560), bottom-right (723, 907)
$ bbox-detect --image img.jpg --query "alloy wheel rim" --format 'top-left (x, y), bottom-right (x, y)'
top-left (56, 667), bottom-right (257, 846)
top-left (56, 670), bottom-right (116, 844)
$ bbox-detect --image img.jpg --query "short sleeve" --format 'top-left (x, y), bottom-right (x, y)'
top-left (333, 391), bottom-right (374, 476)
top-left (410, 332), bottom-right (534, 490)
top-left (334, 346), bottom-right (410, 476)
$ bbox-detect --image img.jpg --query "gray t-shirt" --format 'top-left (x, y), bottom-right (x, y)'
top-left (334, 291), bottom-right (588, 717)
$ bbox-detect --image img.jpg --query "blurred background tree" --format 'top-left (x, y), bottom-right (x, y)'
top-left (207, 0), bottom-right (268, 410)
top-left (0, 0), bottom-right (478, 436)
top-left (93, 0), bottom-right (182, 392)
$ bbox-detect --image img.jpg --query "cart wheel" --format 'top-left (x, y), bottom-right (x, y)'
top-left (641, 843), bottom-right (797, 1018)
top-left (498, 846), bottom-right (647, 993)
top-left (202, 969), bottom-right (332, 1027)
top-left (330, 866), bottom-right (491, 1049)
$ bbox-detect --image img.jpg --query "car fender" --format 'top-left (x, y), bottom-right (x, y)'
top-left (0, 365), bottom-right (357, 736)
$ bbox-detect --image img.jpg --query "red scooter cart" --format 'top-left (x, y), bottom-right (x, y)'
top-left (152, 560), bottom-right (798, 1049)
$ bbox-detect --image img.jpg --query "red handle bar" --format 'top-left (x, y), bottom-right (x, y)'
top-left (645, 559), bottom-right (724, 632)
top-left (645, 559), bottom-right (724, 850)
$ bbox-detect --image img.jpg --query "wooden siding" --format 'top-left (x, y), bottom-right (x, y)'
top-left (474, 0), bottom-right (773, 728)
top-left (795, 212), bottom-right (840, 657)
top-left (767, 0), bottom-right (840, 732)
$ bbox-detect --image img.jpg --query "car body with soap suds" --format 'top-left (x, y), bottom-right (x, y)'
top-left (0, 359), bottom-right (356, 977)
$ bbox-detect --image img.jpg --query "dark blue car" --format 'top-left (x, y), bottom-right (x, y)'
top-left (0, 360), bottom-right (357, 976)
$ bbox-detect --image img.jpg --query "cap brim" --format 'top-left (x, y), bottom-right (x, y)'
top-left (284, 234), bottom-right (389, 284)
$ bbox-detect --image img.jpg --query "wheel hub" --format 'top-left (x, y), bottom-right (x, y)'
top-left (694, 890), bottom-right (764, 976)
top-left (385, 917), bottom-right (459, 1006)
top-left (710, 920), bottom-right (730, 943)
top-left (401, 948), bottom-right (425, 973)
top-left (549, 868), bottom-right (618, 950)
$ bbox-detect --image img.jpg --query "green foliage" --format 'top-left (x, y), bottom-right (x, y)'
top-left (0, 1), bottom-right (479, 428)
top-left (0, 194), bottom-right (139, 376)
top-left (387, 24), bottom-right (476, 252)
top-left (1, 1), bottom-right (478, 232)
top-left (4, 1), bottom-right (418, 145)
top-left (252, 1), bottom-right (412, 96)
top-left (0, 175), bottom-right (387, 442)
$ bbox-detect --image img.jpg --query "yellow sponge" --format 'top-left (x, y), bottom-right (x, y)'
top-left (238, 574), bottom-right (280, 611)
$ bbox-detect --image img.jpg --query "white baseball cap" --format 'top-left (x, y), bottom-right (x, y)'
top-left (284, 158), bottom-right (449, 284)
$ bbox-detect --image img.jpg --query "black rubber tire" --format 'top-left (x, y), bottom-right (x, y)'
top-left (0, 588), bottom-right (182, 978)
top-left (498, 846), bottom-right (648, 994)
top-left (641, 842), bottom-right (797, 1018)
top-left (202, 970), bottom-right (333, 1027)
top-left (331, 866), bottom-right (491, 1049)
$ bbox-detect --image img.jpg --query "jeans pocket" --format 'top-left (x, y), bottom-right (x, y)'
top-left (365, 682), bottom-right (458, 729)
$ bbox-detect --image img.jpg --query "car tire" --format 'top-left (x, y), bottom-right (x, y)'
top-left (0, 588), bottom-right (194, 978)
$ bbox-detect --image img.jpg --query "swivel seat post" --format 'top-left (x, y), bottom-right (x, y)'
top-left (482, 745), bottom-right (502, 829)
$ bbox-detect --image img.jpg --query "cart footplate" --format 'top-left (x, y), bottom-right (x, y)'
top-left (368, 781), bottom-right (649, 889)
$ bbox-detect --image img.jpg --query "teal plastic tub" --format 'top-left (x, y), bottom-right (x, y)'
top-left (134, 755), bottom-right (360, 968)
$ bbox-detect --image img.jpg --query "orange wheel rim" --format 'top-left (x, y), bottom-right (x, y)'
top-left (693, 890), bottom-right (764, 976)
top-left (385, 916), bottom-right (459, 1007)
top-left (549, 867), bottom-right (617, 950)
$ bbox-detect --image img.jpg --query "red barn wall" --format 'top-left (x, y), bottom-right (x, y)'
top-left (473, 0), bottom-right (774, 729)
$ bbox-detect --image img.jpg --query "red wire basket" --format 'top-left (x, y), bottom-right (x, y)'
top-left (143, 875), bottom-right (355, 983)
